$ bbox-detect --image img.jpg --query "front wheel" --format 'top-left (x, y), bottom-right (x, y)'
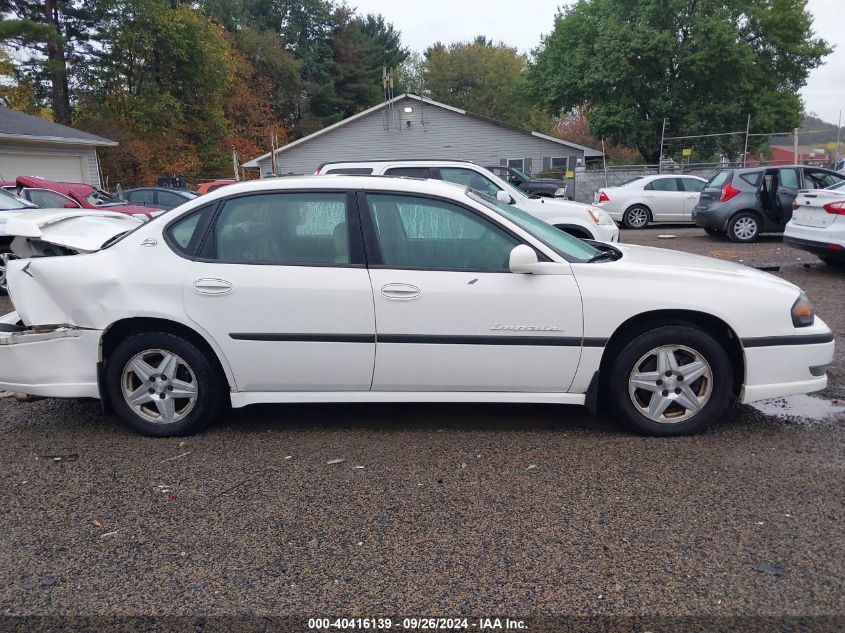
top-left (105, 332), bottom-right (223, 436)
top-left (607, 326), bottom-right (733, 436)
top-left (0, 252), bottom-right (15, 295)
top-left (728, 212), bottom-right (760, 242)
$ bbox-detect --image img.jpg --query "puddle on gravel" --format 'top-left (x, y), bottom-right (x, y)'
top-left (751, 394), bottom-right (845, 422)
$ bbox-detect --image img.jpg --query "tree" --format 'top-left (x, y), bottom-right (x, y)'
top-left (423, 37), bottom-right (534, 126)
top-left (0, 0), bottom-right (99, 123)
top-left (528, 0), bottom-right (832, 163)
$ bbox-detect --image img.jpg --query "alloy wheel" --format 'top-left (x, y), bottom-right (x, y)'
top-left (628, 345), bottom-right (713, 424)
top-left (627, 207), bottom-right (649, 228)
top-left (121, 349), bottom-right (199, 424)
top-left (0, 252), bottom-right (15, 292)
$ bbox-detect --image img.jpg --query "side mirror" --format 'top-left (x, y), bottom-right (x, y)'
top-left (509, 244), bottom-right (540, 274)
top-left (496, 190), bottom-right (514, 204)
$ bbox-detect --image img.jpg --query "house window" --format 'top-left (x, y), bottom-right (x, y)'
top-left (551, 157), bottom-right (570, 172)
top-left (507, 158), bottom-right (525, 171)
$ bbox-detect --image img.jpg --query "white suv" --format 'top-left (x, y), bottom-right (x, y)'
top-left (316, 160), bottom-right (619, 242)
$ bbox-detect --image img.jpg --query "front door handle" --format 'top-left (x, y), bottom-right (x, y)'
top-left (193, 278), bottom-right (233, 295)
top-left (380, 283), bottom-right (420, 300)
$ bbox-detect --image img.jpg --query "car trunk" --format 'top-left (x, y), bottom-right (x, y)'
top-left (791, 192), bottom-right (841, 228)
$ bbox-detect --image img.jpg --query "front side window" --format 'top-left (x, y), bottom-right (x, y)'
top-left (366, 193), bottom-right (519, 271)
top-left (212, 192), bottom-right (350, 265)
top-left (438, 167), bottom-right (501, 197)
top-left (646, 178), bottom-right (680, 192)
top-left (128, 190), bottom-right (155, 205)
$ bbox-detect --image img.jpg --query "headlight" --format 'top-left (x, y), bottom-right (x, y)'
top-left (587, 207), bottom-right (615, 226)
top-left (791, 293), bottom-right (814, 328)
top-left (554, 187), bottom-right (567, 197)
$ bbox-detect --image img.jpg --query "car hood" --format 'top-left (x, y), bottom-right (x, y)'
top-left (5, 209), bottom-right (143, 254)
top-left (610, 242), bottom-right (797, 288)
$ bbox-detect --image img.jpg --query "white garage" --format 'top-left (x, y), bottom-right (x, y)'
top-left (0, 106), bottom-right (116, 187)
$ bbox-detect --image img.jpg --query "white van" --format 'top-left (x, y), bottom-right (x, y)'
top-left (315, 160), bottom-right (619, 242)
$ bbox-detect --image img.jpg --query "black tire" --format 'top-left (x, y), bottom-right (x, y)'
top-left (819, 256), bottom-right (845, 267)
top-left (105, 331), bottom-right (223, 436)
top-left (727, 212), bottom-right (760, 243)
top-left (704, 227), bottom-right (722, 237)
top-left (0, 250), bottom-right (13, 296)
top-left (607, 325), bottom-right (733, 436)
top-left (622, 205), bottom-right (651, 229)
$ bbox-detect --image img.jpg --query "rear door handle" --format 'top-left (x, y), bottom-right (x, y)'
top-left (380, 283), bottom-right (420, 300)
top-left (193, 278), bottom-right (233, 295)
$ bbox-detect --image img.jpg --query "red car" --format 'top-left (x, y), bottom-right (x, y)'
top-left (13, 176), bottom-right (162, 219)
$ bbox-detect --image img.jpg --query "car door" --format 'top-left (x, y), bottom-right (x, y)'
top-left (776, 168), bottom-right (800, 224)
top-left (360, 191), bottom-right (583, 392)
top-left (642, 177), bottom-right (684, 220)
top-left (181, 190), bottom-right (376, 392)
top-left (679, 177), bottom-right (705, 219)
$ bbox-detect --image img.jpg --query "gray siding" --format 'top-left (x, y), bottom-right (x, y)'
top-left (255, 97), bottom-right (583, 177)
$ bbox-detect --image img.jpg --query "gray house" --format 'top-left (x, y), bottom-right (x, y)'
top-left (243, 94), bottom-right (601, 177)
top-left (0, 106), bottom-right (116, 187)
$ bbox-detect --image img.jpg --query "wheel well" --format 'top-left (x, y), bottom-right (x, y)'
top-left (555, 224), bottom-right (593, 239)
top-left (100, 317), bottom-right (232, 392)
top-left (597, 310), bottom-right (744, 403)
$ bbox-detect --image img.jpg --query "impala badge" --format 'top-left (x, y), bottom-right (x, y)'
top-left (491, 324), bottom-right (561, 332)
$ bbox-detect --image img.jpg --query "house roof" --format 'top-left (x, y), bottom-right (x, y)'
top-left (0, 106), bottom-right (117, 147)
top-left (243, 93), bottom-right (602, 168)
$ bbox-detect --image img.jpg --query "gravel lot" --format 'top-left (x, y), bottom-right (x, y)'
top-left (1, 227), bottom-right (843, 628)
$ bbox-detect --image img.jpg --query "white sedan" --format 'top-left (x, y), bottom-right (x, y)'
top-left (595, 175), bottom-right (707, 229)
top-left (0, 176), bottom-right (834, 437)
top-left (784, 181), bottom-right (845, 265)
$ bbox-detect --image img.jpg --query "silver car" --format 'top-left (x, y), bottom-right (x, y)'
top-left (595, 175), bottom-right (706, 229)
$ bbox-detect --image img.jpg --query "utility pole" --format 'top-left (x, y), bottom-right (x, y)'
top-left (601, 139), bottom-right (608, 188)
top-left (793, 127), bottom-right (799, 164)
top-left (836, 110), bottom-right (842, 164)
top-left (658, 118), bottom-right (667, 174)
top-left (743, 114), bottom-right (750, 168)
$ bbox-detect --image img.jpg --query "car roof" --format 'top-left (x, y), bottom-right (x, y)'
top-left (320, 159), bottom-right (484, 169)
top-left (16, 175), bottom-right (95, 196)
top-left (197, 175), bottom-right (469, 201)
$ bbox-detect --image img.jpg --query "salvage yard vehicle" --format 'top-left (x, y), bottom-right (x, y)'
top-left (594, 175), bottom-right (707, 229)
top-left (0, 188), bottom-right (38, 293)
top-left (0, 177), bottom-right (834, 438)
top-left (315, 159), bottom-right (618, 242)
top-left (693, 165), bottom-right (845, 242)
top-left (122, 187), bottom-right (197, 210)
top-left (784, 180), bottom-right (845, 266)
top-left (14, 175), bottom-right (162, 220)
top-left (485, 164), bottom-right (568, 199)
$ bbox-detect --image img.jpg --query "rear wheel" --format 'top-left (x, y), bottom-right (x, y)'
top-left (607, 325), bottom-right (733, 436)
top-left (623, 205), bottom-right (650, 229)
top-left (106, 332), bottom-right (223, 436)
top-left (728, 212), bottom-right (760, 242)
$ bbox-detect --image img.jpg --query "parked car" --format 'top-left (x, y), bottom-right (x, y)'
top-left (0, 188), bottom-right (38, 293)
top-left (595, 175), bottom-right (707, 229)
top-left (832, 159), bottom-right (844, 175)
top-left (316, 160), bottom-right (619, 242)
top-left (0, 176), bottom-right (833, 438)
top-left (196, 179), bottom-right (237, 195)
top-left (485, 165), bottom-right (568, 198)
top-left (784, 180), bottom-right (845, 266)
top-left (14, 176), bottom-right (162, 220)
top-left (693, 165), bottom-right (845, 242)
top-left (122, 187), bottom-right (197, 211)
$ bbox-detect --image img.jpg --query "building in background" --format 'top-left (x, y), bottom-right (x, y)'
top-left (0, 106), bottom-right (116, 187)
top-left (243, 94), bottom-right (602, 177)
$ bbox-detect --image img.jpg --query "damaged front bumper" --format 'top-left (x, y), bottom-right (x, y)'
top-left (0, 312), bottom-right (101, 398)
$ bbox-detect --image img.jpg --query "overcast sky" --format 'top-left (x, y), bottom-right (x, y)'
top-left (352, 0), bottom-right (843, 126)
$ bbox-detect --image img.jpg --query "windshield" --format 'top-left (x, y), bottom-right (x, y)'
top-left (85, 189), bottom-right (127, 207)
top-left (467, 190), bottom-right (600, 262)
top-left (0, 188), bottom-right (32, 210)
top-left (510, 167), bottom-right (532, 181)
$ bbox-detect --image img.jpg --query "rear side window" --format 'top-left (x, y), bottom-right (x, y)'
top-left (680, 178), bottom-right (705, 192)
top-left (324, 167), bottom-right (373, 175)
top-left (803, 169), bottom-right (844, 190)
top-left (706, 171), bottom-right (732, 189)
top-left (128, 189), bottom-right (155, 205)
top-left (645, 178), bottom-right (679, 192)
top-left (385, 167), bottom-right (432, 178)
top-left (166, 205), bottom-right (214, 257)
top-left (211, 192), bottom-right (350, 265)
top-left (739, 172), bottom-right (762, 187)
